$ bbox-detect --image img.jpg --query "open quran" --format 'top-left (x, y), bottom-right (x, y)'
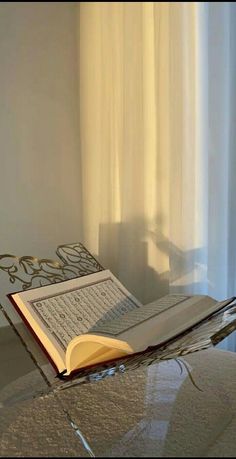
top-left (7, 268), bottom-right (236, 378)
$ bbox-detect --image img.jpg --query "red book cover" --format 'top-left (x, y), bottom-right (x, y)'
top-left (7, 292), bottom-right (61, 375)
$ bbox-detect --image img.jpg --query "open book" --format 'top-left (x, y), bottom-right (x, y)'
top-left (8, 269), bottom-right (235, 377)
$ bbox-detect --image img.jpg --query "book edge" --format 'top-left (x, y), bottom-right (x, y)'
top-left (7, 293), bottom-right (63, 376)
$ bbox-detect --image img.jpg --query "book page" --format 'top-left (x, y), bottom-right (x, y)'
top-left (12, 270), bottom-right (142, 354)
top-left (89, 294), bottom-right (232, 353)
top-left (91, 294), bottom-right (189, 336)
top-left (103, 295), bottom-right (233, 353)
top-left (65, 295), bottom-right (235, 373)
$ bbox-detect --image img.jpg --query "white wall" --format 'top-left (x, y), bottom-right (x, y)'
top-left (0, 2), bottom-right (82, 260)
top-left (0, 2), bottom-right (83, 326)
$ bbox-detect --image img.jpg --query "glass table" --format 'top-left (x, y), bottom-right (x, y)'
top-left (1, 243), bottom-right (236, 457)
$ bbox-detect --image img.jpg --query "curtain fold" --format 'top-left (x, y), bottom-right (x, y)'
top-left (78, 2), bottom-right (236, 348)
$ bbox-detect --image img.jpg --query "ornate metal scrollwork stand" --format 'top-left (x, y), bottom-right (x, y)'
top-left (0, 242), bottom-right (103, 291)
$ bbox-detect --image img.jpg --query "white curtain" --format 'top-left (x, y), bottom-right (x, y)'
top-left (78, 2), bottom-right (236, 349)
